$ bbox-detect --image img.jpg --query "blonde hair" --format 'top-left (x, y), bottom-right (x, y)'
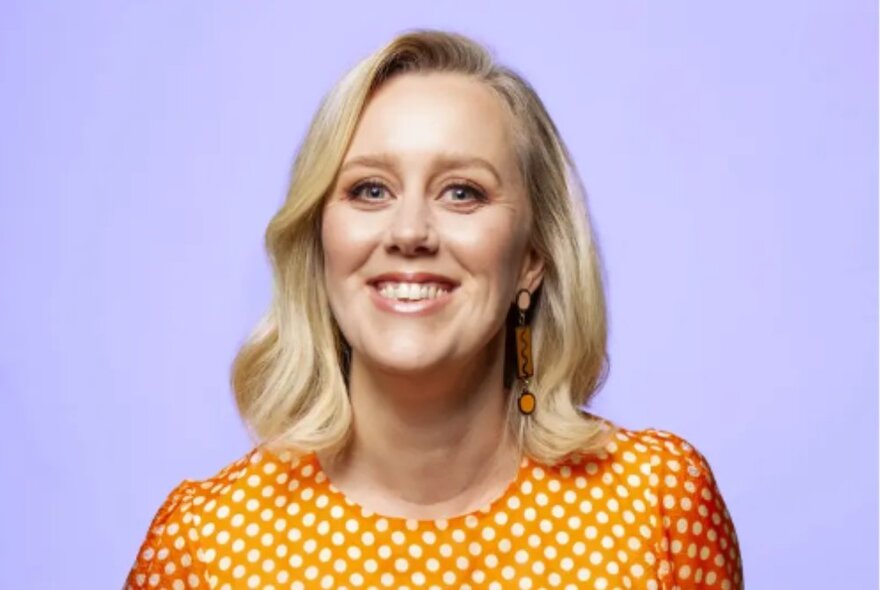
top-left (231, 29), bottom-right (614, 466)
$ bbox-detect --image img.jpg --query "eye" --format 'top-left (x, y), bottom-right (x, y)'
top-left (442, 183), bottom-right (487, 204)
top-left (345, 180), bottom-right (487, 205)
top-left (347, 180), bottom-right (389, 202)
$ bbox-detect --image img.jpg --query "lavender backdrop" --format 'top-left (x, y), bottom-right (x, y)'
top-left (1, 2), bottom-right (876, 588)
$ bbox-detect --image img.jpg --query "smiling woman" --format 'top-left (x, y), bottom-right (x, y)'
top-left (322, 71), bottom-right (543, 389)
top-left (126, 29), bottom-right (743, 589)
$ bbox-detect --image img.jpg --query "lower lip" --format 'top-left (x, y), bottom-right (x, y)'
top-left (368, 285), bottom-right (456, 316)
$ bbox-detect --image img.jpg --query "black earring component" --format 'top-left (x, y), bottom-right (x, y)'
top-left (515, 288), bottom-right (536, 415)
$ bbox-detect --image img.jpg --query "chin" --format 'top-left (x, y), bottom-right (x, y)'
top-left (368, 350), bottom-right (447, 375)
top-left (351, 335), bottom-right (451, 375)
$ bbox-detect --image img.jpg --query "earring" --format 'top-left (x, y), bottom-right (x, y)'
top-left (514, 288), bottom-right (536, 415)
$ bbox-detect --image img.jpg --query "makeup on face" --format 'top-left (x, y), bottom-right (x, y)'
top-left (320, 72), bottom-right (539, 373)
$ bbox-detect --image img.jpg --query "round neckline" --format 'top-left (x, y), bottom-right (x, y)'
top-left (307, 451), bottom-right (533, 527)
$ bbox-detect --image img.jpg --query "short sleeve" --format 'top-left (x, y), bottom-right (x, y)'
top-left (653, 432), bottom-right (744, 589)
top-left (124, 480), bottom-right (207, 590)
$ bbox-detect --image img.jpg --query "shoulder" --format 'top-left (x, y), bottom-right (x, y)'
top-left (616, 426), bottom-right (723, 503)
top-left (127, 446), bottom-right (312, 588)
top-left (127, 448), bottom-right (272, 587)
top-left (565, 420), bottom-right (731, 520)
top-left (132, 449), bottom-right (260, 544)
top-left (575, 412), bottom-right (711, 466)
top-left (590, 421), bottom-right (720, 485)
top-left (589, 423), bottom-right (743, 587)
top-left (131, 446), bottom-right (301, 558)
top-left (156, 445), bottom-right (310, 521)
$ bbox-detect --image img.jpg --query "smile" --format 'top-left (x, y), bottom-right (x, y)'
top-left (368, 282), bottom-right (457, 316)
top-left (375, 282), bottom-right (451, 301)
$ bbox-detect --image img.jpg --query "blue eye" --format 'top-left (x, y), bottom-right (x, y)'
top-left (346, 180), bottom-right (488, 204)
top-left (444, 183), bottom-right (487, 203)
top-left (348, 181), bottom-right (387, 201)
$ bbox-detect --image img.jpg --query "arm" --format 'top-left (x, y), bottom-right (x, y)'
top-left (124, 480), bottom-right (207, 589)
top-left (654, 432), bottom-right (744, 589)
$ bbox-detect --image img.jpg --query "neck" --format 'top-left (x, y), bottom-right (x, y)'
top-left (318, 329), bottom-right (522, 519)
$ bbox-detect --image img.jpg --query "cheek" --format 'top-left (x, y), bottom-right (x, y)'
top-left (441, 214), bottom-right (527, 288)
top-left (321, 206), bottom-right (381, 280)
top-left (444, 214), bottom-right (526, 264)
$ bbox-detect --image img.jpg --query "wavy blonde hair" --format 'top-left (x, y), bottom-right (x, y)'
top-left (231, 29), bottom-right (613, 466)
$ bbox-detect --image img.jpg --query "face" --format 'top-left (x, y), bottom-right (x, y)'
top-left (321, 72), bottom-right (544, 376)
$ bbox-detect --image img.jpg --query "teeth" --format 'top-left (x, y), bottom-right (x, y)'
top-left (376, 282), bottom-right (450, 301)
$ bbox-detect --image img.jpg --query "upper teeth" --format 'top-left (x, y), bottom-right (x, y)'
top-left (377, 282), bottom-right (450, 301)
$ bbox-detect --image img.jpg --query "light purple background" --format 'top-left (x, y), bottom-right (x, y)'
top-left (1, 2), bottom-right (876, 588)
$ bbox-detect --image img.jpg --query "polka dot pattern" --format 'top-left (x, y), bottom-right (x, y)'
top-left (126, 426), bottom-right (743, 589)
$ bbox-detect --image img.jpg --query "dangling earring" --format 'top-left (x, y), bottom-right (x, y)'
top-left (514, 288), bottom-right (536, 415)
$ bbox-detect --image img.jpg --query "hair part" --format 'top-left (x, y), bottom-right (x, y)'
top-left (231, 28), bottom-right (614, 466)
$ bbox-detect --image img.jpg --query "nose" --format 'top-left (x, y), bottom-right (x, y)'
top-left (383, 193), bottom-right (439, 257)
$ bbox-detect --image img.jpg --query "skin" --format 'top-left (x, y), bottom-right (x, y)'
top-left (318, 71), bottom-right (544, 520)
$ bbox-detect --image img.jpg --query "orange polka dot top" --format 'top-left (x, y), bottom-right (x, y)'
top-left (126, 425), bottom-right (743, 590)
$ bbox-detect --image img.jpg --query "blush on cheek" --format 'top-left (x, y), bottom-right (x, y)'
top-left (321, 210), bottom-right (361, 271)
top-left (444, 217), bottom-right (524, 278)
top-left (323, 206), bottom-right (384, 257)
top-left (320, 207), bottom-right (382, 323)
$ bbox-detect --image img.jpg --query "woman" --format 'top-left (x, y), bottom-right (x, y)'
top-left (126, 29), bottom-right (743, 590)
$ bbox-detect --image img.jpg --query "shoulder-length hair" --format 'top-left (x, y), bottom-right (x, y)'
top-left (231, 29), bottom-right (613, 466)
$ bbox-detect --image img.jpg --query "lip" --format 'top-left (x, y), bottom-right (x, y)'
top-left (366, 272), bottom-right (459, 317)
top-left (368, 284), bottom-right (455, 316)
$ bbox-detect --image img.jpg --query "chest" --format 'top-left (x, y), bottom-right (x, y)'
top-left (194, 509), bottom-right (668, 589)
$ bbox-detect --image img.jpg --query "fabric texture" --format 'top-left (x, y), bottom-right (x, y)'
top-left (125, 424), bottom-right (743, 589)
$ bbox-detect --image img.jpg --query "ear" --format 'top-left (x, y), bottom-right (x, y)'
top-left (517, 244), bottom-right (545, 295)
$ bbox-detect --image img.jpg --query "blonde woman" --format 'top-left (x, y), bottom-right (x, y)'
top-left (126, 29), bottom-right (743, 590)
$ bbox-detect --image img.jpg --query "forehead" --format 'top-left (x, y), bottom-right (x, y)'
top-left (344, 72), bottom-right (519, 173)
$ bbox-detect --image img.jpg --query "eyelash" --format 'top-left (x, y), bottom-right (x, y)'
top-left (346, 179), bottom-right (488, 204)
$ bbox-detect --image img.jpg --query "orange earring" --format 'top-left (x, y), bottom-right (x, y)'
top-left (515, 288), bottom-right (536, 415)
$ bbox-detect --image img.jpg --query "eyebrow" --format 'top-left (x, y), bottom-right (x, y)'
top-left (339, 151), bottom-right (504, 187)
